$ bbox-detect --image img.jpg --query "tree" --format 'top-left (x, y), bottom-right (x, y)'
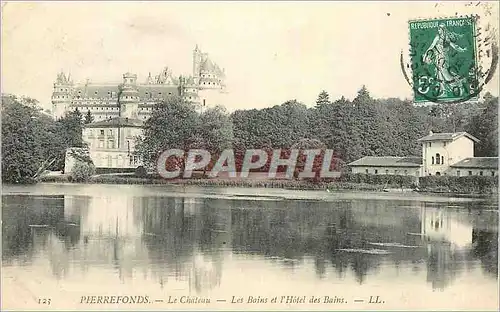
top-left (51, 109), bottom-right (85, 170)
top-left (136, 96), bottom-right (200, 166)
top-left (199, 105), bottom-right (234, 154)
top-left (84, 110), bottom-right (94, 124)
top-left (1, 95), bottom-right (56, 183)
top-left (315, 90), bottom-right (330, 108)
top-left (467, 94), bottom-right (498, 157)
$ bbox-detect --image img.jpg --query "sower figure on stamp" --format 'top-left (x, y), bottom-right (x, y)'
top-left (423, 24), bottom-right (468, 95)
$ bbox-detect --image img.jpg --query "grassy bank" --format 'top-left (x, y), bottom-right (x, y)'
top-left (38, 174), bottom-right (389, 191)
top-left (37, 173), bottom-right (498, 196)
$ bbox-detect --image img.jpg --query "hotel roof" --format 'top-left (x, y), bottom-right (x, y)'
top-left (450, 157), bottom-right (498, 169)
top-left (417, 131), bottom-right (479, 143)
top-left (348, 156), bottom-right (422, 167)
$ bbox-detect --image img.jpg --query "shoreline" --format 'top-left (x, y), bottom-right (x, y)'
top-left (30, 174), bottom-right (497, 199)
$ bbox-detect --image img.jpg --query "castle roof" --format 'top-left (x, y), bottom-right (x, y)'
top-left (450, 157), bottom-right (498, 169)
top-left (71, 83), bottom-right (181, 100)
top-left (85, 117), bottom-right (144, 128)
top-left (74, 84), bottom-right (120, 98)
top-left (417, 131), bottom-right (479, 143)
top-left (348, 156), bottom-right (422, 167)
top-left (137, 85), bottom-right (180, 99)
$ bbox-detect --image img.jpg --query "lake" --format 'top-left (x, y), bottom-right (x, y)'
top-left (2, 183), bottom-right (498, 310)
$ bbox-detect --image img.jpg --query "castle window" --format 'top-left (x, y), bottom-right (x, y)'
top-left (492, 171), bottom-right (495, 176)
top-left (385, 169), bottom-right (389, 174)
top-left (374, 169), bottom-right (378, 174)
top-left (95, 91), bottom-right (98, 95)
top-left (479, 171), bottom-right (483, 176)
top-left (168, 92), bottom-right (172, 95)
top-left (457, 170), bottom-right (460, 176)
top-left (468, 171), bottom-right (472, 176)
top-left (435, 153), bottom-right (441, 164)
top-left (431, 156), bottom-right (435, 164)
top-left (100, 130), bottom-right (104, 136)
top-left (158, 92), bottom-right (162, 95)
top-left (441, 156), bottom-right (444, 164)
top-left (365, 169), bottom-right (369, 174)
top-left (443, 142), bottom-right (447, 147)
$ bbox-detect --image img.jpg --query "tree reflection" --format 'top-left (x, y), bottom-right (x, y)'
top-left (472, 229), bottom-right (498, 278)
top-left (2, 193), bottom-right (497, 293)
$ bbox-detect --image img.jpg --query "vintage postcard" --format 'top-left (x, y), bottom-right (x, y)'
top-left (1, 1), bottom-right (499, 311)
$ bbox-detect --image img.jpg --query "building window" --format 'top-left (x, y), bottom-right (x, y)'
top-left (441, 156), bottom-right (444, 164)
top-left (479, 171), bottom-right (483, 176)
top-left (365, 169), bottom-right (368, 174)
top-left (374, 169), bottom-right (378, 174)
top-left (100, 130), bottom-right (104, 136)
top-left (385, 169), bottom-right (389, 174)
top-left (108, 129), bottom-right (113, 135)
top-left (404, 170), bottom-right (408, 175)
top-left (457, 170), bottom-right (460, 176)
top-left (492, 171), bottom-right (495, 176)
top-left (432, 156), bottom-right (435, 165)
top-left (468, 171), bottom-right (473, 176)
top-left (435, 153), bottom-right (441, 165)
top-left (429, 142), bottom-right (432, 147)
top-left (98, 140), bottom-right (104, 148)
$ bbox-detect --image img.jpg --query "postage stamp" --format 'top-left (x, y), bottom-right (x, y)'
top-left (409, 17), bottom-right (479, 103)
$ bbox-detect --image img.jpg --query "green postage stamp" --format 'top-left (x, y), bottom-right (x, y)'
top-left (409, 17), bottom-right (479, 103)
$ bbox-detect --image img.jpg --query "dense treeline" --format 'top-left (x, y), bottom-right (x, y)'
top-left (138, 86), bottom-right (498, 170)
top-left (232, 87), bottom-right (498, 163)
top-left (1, 94), bottom-right (85, 183)
top-left (2, 86), bottom-right (498, 184)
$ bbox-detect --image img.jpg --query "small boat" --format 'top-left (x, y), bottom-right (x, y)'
top-left (383, 188), bottom-right (415, 193)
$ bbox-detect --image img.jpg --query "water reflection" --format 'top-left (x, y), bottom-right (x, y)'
top-left (2, 194), bottom-right (498, 294)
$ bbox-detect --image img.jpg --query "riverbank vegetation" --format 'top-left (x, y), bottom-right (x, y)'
top-left (2, 89), bottom-right (498, 193)
top-left (1, 95), bottom-right (85, 184)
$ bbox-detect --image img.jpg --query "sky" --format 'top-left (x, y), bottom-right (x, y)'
top-left (2, 1), bottom-right (499, 112)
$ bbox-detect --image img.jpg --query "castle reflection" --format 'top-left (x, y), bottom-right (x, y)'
top-left (2, 194), bottom-right (498, 293)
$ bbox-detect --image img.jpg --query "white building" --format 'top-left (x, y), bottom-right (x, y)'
top-left (348, 131), bottom-right (498, 177)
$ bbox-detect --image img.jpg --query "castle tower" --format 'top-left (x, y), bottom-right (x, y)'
top-left (180, 75), bottom-right (201, 110)
top-left (193, 44), bottom-right (202, 83)
top-left (51, 71), bottom-right (74, 119)
top-left (192, 45), bottom-right (227, 109)
top-left (119, 72), bottom-right (139, 119)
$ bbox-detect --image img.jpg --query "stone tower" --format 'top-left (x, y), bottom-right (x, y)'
top-left (51, 71), bottom-right (73, 119)
top-left (119, 72), bottom-right (139, 119)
